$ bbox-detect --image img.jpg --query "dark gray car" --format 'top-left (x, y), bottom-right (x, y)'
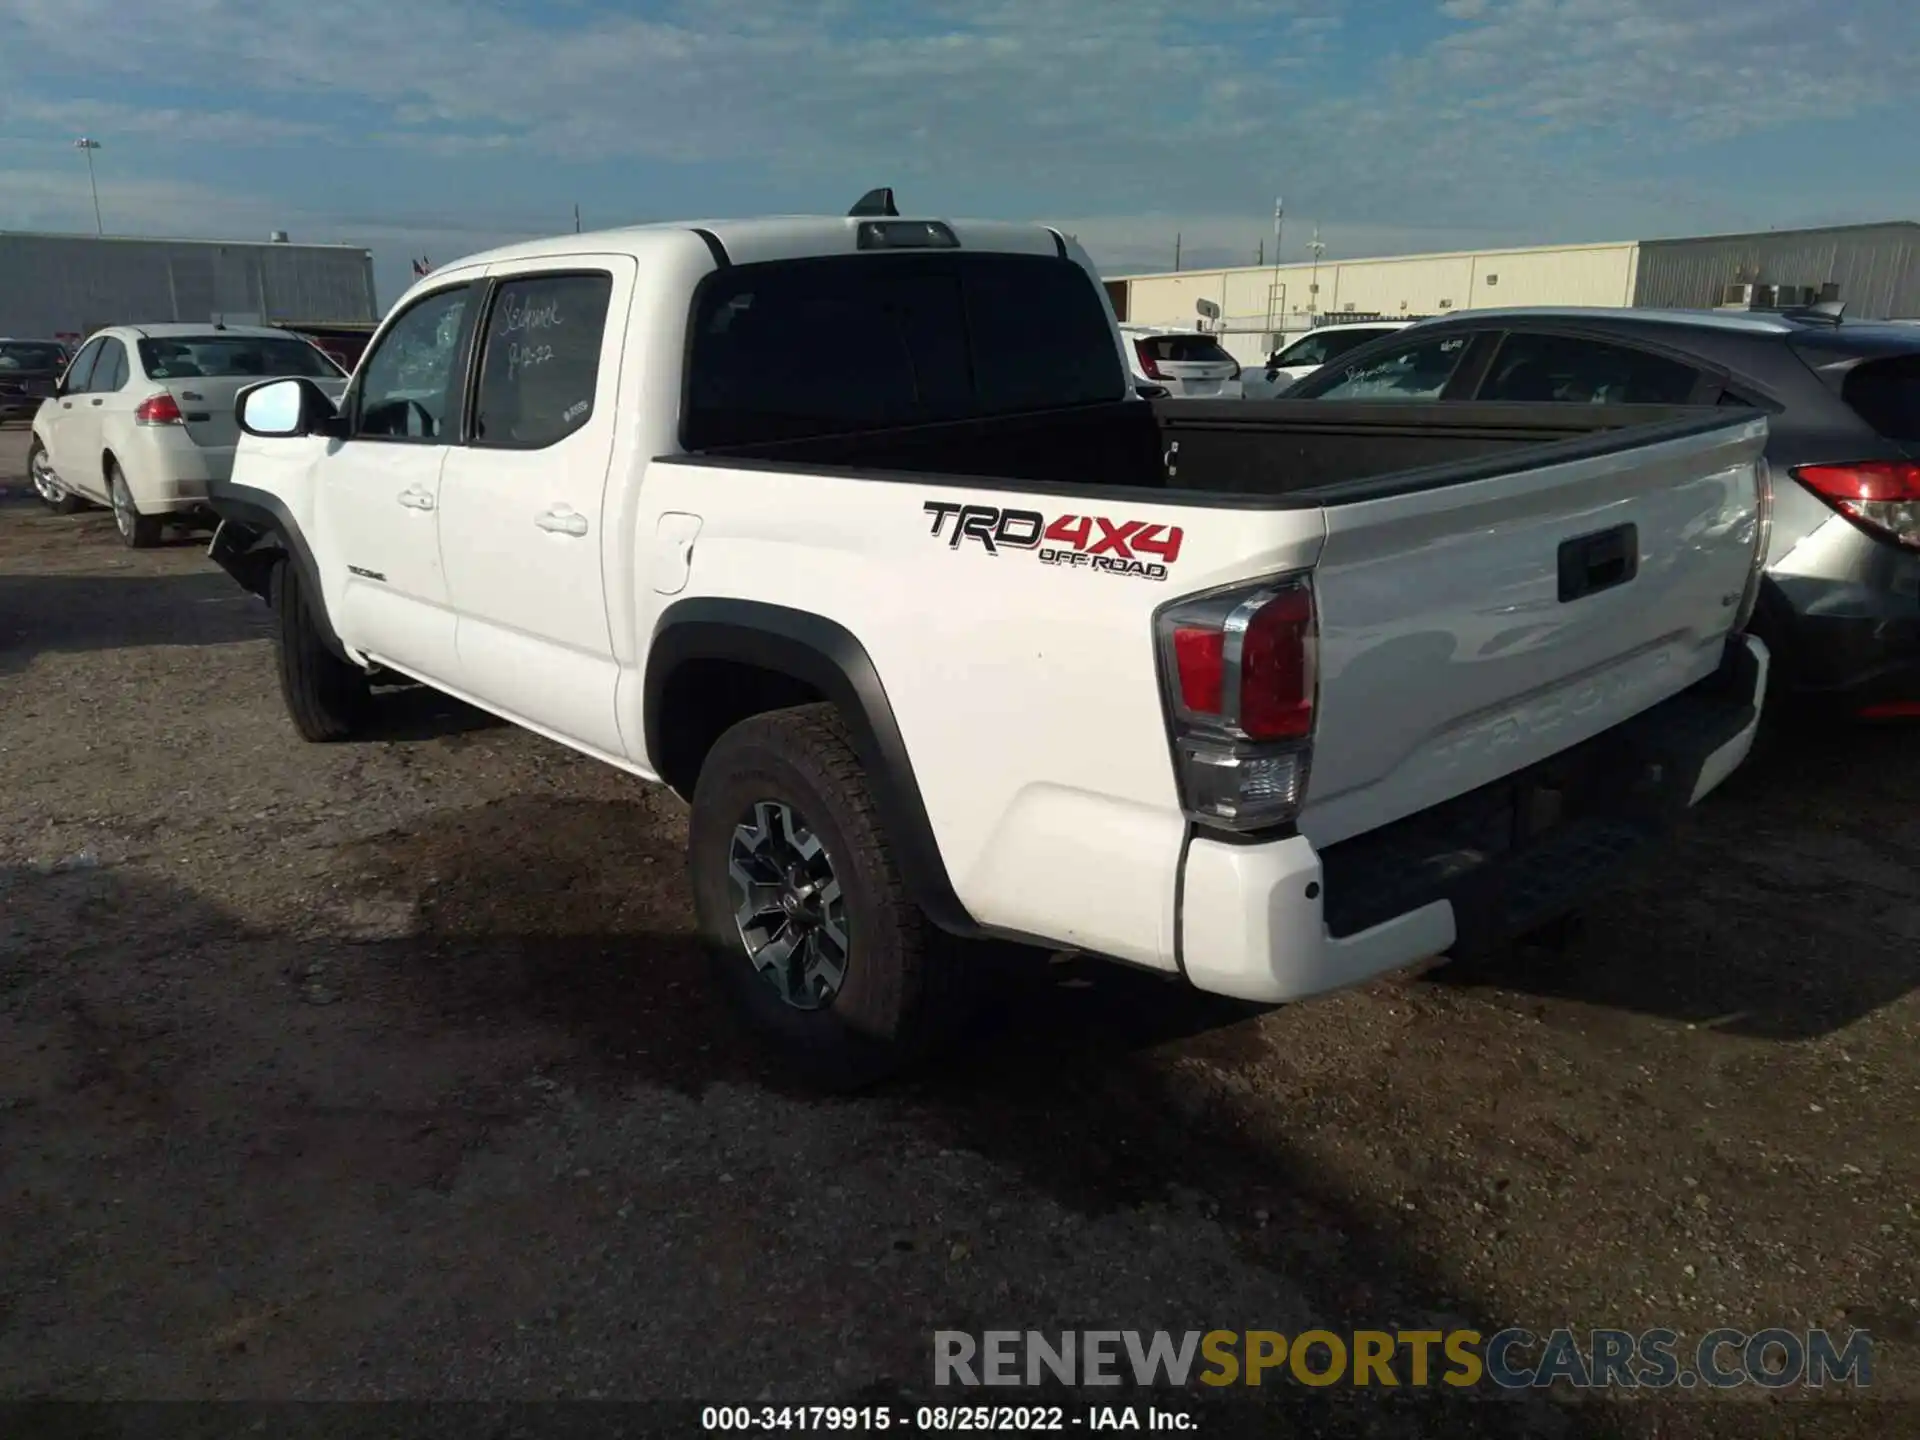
top-left (1283, 306), bottom-right (1920, 718)
top-left (0, 338), bottom-right (70, 423)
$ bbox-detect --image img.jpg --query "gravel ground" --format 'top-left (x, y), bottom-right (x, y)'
top-left (2, 424), bottom-right (1916, 1437)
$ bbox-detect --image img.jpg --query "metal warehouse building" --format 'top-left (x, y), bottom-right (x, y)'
top-left (1110, 220), bottom-right (1920, 364)
top-left (0, 231), bottom-right (379, 343)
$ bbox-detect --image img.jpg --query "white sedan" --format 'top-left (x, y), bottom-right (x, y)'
top-left (29, 323), bottom-right (347, 547)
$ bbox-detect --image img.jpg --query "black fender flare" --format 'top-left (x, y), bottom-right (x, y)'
top-left (644, 598), bottom-right (979, 937)
top-left (207, 480), bottom-right (346, 660)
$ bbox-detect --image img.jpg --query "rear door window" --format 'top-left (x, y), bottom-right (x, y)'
top-left (684, 252), bottom-right (1124, 449)
top-left (471, 272), bottom-right (614, 450)
top-left (1478, 331), bottom-right (1702, 404)
top-left (94, 339), bottom-right (129, 393)
top-left (1842, 354), bottom-right (1920, 442)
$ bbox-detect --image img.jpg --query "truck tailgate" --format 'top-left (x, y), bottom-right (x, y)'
top-left (1298, 414), bottom-right (1767, 849)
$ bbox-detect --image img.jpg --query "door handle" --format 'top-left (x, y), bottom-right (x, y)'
top-left (61, 400), bottom-right (73, 409)
top-left (397, 487), bottom-right (436, 511)
top-left (1557, 523), bottom-right (1638, 602)
top-left (90, 398), bottom-right (104, 407)
top-left (536, 507), bottom-right (589, 537)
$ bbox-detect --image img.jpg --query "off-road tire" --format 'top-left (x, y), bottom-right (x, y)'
top-left (272, 558), bottom-right (370, 742)
top-left (688, 703), bottom-right (973, 1090)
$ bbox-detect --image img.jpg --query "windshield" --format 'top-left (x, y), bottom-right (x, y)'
top-left (137, 336), bottom-right (343, 381)
top-left (0, 341), bottom-right (69, 370)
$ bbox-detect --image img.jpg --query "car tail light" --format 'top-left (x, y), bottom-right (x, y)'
top-left (1133, 339), bottom-right (1163, 380)
top-left (1732, 456), bottom-right (1775, 634)
top-left (134, 392), bottom-right (184, 426)
top-left (1791, 460), bottom-right (1920, 551)
top-left (1155, 576), bottom-right (1317, 832)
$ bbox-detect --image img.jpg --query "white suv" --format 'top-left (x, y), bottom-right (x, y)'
top-left (1119, 326), bottom-right (1243, 398)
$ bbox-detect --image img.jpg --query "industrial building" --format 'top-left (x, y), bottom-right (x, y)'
top-left (0, 230), bottom-right (379, 344)
top-left (1107, 220), bottom-right (1920, 365)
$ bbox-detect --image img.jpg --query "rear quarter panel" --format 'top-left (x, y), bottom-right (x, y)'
top-left (632, 460), bottom-right (1327, 970)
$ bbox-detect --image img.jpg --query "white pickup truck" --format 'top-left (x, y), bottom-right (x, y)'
top-left (206, 190), bottom-right (1773, 1084)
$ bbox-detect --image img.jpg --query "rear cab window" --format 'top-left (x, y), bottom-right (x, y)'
top-left (1842, 353), bottom-right (1920, 442)
top-left (683, 251), bottom-right (1126, 449)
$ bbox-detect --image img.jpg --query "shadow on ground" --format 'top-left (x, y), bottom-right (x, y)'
top-left (0, 570), bottom-right (267, 675)
top-left (0, 801), bottom-right (1887, 1435)
top-left (1422, 710), bottom-right (1920, 1039)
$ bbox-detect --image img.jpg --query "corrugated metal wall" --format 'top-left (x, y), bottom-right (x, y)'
top-left (0, 232), bottom-right (378, 338)
top-left (1632, 224), bottom-right (1920, 318)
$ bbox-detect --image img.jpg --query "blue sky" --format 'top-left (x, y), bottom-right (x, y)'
top-left (2, 0), bottom-right (1916, 306)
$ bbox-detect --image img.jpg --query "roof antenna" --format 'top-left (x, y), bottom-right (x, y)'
top-left (849, 187), bottom-right (899, 218)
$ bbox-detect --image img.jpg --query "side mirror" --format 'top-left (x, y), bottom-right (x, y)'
top-left (236, 376), bottom-right (337, 439)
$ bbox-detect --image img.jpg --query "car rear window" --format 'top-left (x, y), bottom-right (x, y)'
top-left (1842, 354), bottom-right (1920, 442)
top-left (0, 341), bottom-right (68, 370)
top-left (1135, 335), bottom-right (1235, 365)
top-left (137, 336), bottom-right (342, 381)
top-left (684, 251), bottom-right (1126, 449)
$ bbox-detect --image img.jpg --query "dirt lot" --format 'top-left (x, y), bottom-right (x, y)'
top-left (2, 423), bottom-right (1917, 1436)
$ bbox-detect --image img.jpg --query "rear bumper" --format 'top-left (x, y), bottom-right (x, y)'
top-left (1177, 634), bottom-right (1768, 1004)
top-left (122, 435), bottom-right (236, 512)
top-left (1757, 521), bottom-right (1920, 710)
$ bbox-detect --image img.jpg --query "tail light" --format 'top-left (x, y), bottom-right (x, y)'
top-left (1133, 339), bottom-right (1163, 380)
top-left (1732, 456), bottom-right (1775, 634)
top-left (1154, 576), bottom-right (1317, 832)
top-left (134, 392), bottom-right (184, 426)
top-left (1791, 460), bottom-right (1920, 551)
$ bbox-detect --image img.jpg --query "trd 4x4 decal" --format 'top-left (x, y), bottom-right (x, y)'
top-left (923, 501), bottom-right (1183, 582)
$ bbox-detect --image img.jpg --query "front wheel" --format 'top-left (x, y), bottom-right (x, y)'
top-left (688, 704), bottom-right (973, 1089)
top-left (27, 439), bottom-right (84, 515)
top-left (272, 559), bottom-right (370, 742)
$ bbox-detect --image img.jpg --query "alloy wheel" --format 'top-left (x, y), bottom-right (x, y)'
top-left (30, 448), bottom-right (65, 504)
top-left (727, 800), bottom-right (850, 1011)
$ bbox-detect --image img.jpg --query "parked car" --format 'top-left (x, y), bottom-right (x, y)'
top-left (205, 197), bottom-right (1768, 1085)
top-left (1241, 321), bottom-right (1412, 399)
top-left (0, 337), bottom-right (70, 424)
top-left (27, 324), bottom-right (347, 546)
top-left (1118, 325), bottom-right (1244, 398)
top-left (1283, 305), bottom-right (1920, 718)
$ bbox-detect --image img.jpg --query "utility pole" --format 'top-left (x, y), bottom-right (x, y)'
top-left (1174, 232), bottom-right (1181, 271)
top-left (1309, 225), bottom-right (1325, 321)
top-left (1256, 239), bottom-right (1264, 266)
top-left (573, 203), bottom-right (581, 233)
top-left (1264, 195), bottom-right (1284, 342)
top-left (74, 138), bottom-right (103, 235)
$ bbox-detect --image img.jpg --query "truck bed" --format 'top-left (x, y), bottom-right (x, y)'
top-left (684, 397), bottom-right (1748, 503)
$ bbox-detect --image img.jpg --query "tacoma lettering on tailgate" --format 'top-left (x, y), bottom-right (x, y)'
top-left (922, 501), bottom-right (1183, 582)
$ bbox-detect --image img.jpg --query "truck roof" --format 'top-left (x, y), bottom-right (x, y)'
top-left (440, 215), bottom-right (1073, 273)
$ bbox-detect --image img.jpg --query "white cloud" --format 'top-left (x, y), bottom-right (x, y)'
top-left (0, 0), bottom-right (1914, 282)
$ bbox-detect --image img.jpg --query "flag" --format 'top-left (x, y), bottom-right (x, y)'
top-left (412, 256), bottom-right (431, 278)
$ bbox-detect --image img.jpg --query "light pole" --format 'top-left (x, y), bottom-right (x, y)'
top-left (74, 138), bottom-right (103, 235)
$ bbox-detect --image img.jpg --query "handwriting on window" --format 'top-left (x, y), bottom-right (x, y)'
top-left (499, 292), bottom-right (566, 380)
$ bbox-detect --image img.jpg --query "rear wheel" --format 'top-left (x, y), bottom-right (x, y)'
top-left (688, 704), bottom-right (974, 1089)
top-left (273, 559), bottom-right (370, 742)
top-left (107, 462), bottom-right (162, 549)
top-left (27, 439), bottom-right (84, 514)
